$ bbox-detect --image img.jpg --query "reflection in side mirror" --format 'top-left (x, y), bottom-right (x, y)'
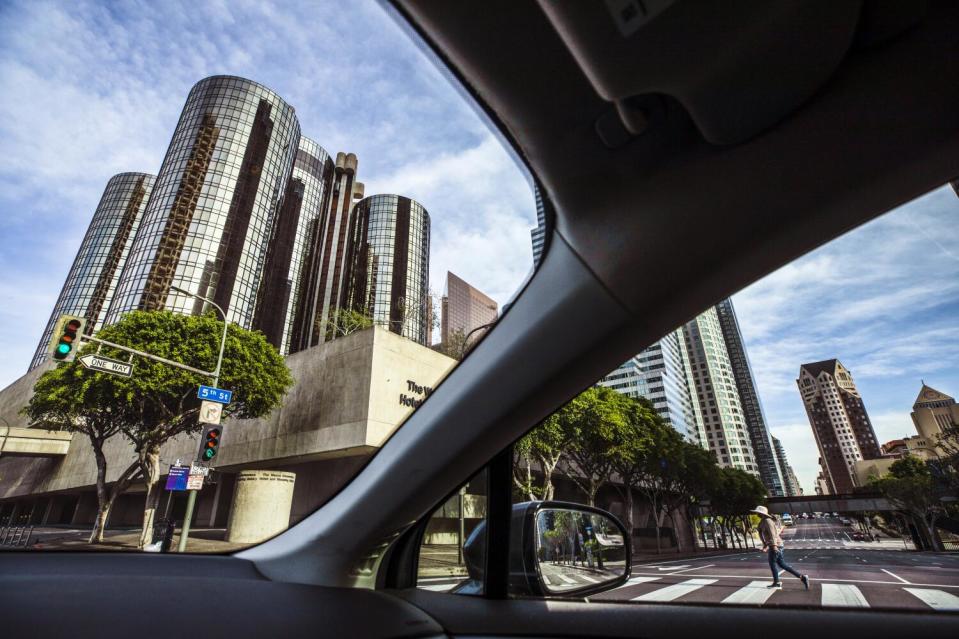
top-left (533, 506), bottom-right (629, 595)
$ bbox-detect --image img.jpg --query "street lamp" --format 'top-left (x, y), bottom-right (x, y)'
top-left (169, 285), bottom-right (230, 553)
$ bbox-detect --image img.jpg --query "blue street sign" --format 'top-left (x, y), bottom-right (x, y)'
top-left (197, 385), bottom-right (232, 404)
top-left (165, 465), bottom-right (189, 491)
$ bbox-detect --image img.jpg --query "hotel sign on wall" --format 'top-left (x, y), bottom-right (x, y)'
top-left (399, 379), bottom-right (434, 408)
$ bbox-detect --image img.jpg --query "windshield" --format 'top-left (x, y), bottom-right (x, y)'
top-left (0, 0), bottom-right (537, 552)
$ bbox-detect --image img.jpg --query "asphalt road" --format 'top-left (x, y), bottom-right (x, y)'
top-left (418, 518), bottom-right (959, 613)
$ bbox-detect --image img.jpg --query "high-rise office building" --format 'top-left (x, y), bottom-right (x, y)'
top-left (684, 308), bottom-right (759, 474)
top-left (531, 185), bottom-right (546, 268)
top-left (105, 76), bottom-right (301, 329)
top-left (715, 298), bottom-right (786, 497)
top-left (254, 137), bottom-right (335, 354)
top-left (772, 436), bottom-right (803, 496)
top-left (599, 329), bottom-right (704, 443)
top-left (30, 173), bottom-right (156, 369)
top-left (797, 359), bottom-right (881, 494)
top-left (342, 194), bottom-right (431, 345)
top-left (440, 271), bottom-right (498, 346)
top-left (911, 383), bottom-right (958, 446)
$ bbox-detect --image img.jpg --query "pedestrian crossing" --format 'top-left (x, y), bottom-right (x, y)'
top-left (416, 575), bottom-right (959, 612)
top-left (596, 577), bottom-right (959, 612)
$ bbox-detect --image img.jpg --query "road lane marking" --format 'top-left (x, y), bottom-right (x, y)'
top-left (654, 565), bottom-right (690, 571)
top-left (578, 575), bottom-right (600, 583)
top-left (666, 564), bottom-right (715, 574)
top-left (630, 571), bottom-right (959, 588)
top-left (903, 588), bottom-right (959, 611)
top-left (640, 552), bottom-right (745, 565)
top-left (556, 573), bottom-right (577, 584)
top-left (881, 569), bottom-right (910, 584)
top-left (610, 576), bottom-right (660, 591)
top-left (632, 579), bottom-right (717, 602)
top-left (418, 584), bottom-right (457, 591)
top-left (721, 580), bottom-right (780, 605)
top-left (821, 584), bottom-right (869, 607)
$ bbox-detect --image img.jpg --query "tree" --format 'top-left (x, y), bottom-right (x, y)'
top-left (667, 441), bottom-right (720, 552)
top-left (437, 328), bottom-right (470, 361)
top-left (323, 307), bottom-right (373, 341)
top-left (23, 365), bottom-right (144, 543)
top-left (557, 387), bottom-right (627, 507)
top-left (871, 455), bottom-right (948, 551)
top-left (708, 467), bottom-right (767, 549)
top-left (629, 409), bottom-right (687, 553)
top-left (30, 310), bottom-right (294, 548)
top-left (608, 395), bottom-right (659, 539)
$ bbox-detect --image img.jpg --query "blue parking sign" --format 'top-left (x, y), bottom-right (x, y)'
top-left (197, 385), bottom-right (232, 404)
top-left (165, 465), bottom-right (189, 491)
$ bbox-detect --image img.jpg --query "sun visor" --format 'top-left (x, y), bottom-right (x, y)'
top-left (538, 0), bottom-right (864, 145)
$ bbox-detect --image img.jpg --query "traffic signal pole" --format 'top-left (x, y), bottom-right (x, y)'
top-left (172, 286), bottom-right (229, 553)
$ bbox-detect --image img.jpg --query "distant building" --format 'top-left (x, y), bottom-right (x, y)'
top-left (530, 186), bottom-right (546, 267)
top-left (105, 76), bottom-right (301, 330)
top-left (684, 308), bottom-right (759, 473)
top-left (911, 383), bottom-right (959, 447)
top-left (771, 436), bottom-right (802, 496)
top-left (797, 359), bottom-right (881, 493)
top-left (599, 329), bottom-right (704, 443)
top-left (715, 299), bottom-right (786, 497)
top-left (29, 173), bottom-right (155, 369)
top-left (815, 468), bottom-right (830, 496)
top-left (440, 272), bottom-right (498, 348)
top-left (342, 194), bottom-right (431, 345)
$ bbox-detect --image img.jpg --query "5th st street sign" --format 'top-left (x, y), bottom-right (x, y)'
top-left (79, 354), bottom-right (133, 377)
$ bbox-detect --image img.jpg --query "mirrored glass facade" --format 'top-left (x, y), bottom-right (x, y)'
top-left (104, 76), bottom-right (300, 328)
top-left (343, 194), bottom-right (431, 345)
top-left (30, 173), bottom-right (155, 369)
top-left (253, 137), bottom-right (335, 354)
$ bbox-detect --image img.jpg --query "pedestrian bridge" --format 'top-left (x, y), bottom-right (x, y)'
top-left (766, 493), bottom-right (893, 514)
top-left (0, 427), bottom-right (72, 458)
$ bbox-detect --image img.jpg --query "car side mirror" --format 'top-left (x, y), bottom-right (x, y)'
top-left (510, 501), bottom-right (631, 597)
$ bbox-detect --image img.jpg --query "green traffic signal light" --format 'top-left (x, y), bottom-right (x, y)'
top-left (56, 343), bottom-right (71, 355)
top-left (199, 427), bottom-right (221, 462)
top-left (52, 317), bottom-right (85, 361)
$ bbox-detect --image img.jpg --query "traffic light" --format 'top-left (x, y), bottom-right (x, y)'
top-left (47, 315), bottom-right (87, 362)
top-left (197, 424), bottom-right (222, 463)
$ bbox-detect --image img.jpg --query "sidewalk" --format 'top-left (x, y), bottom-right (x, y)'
top-left (9, 525), bottom-right (246, 553)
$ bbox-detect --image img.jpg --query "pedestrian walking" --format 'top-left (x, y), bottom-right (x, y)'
top-left (750, 505), bottom-right (810, 590)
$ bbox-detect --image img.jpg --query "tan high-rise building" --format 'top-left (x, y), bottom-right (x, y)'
top-left (911, 383), bottom-right (959, 447)
top-left (440, 272), bottom-right (498, 347)
top-left (797, 359), bottom-right (881, 494)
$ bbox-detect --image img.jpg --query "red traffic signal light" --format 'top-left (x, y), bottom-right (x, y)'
top-left (48, 315), bottom-right (87, 362)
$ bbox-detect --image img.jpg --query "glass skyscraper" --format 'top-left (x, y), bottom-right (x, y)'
top-left (684, 307), bottom-right (760, 475)
top-left (599, 329), bottom-right (704, 443)
top-left (30, 172), bottom-right (155, 369)
top-left (343, 194), bottom-right (431, 345)
top-left (715, 298), bottom-right (786, 497)
top-left (105, 76), bottom-right (301, 329)
top-left (530, 185), bottom-right (546, 268)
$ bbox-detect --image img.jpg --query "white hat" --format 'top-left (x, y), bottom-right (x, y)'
top-left (749, 505), bottom-right (770, 516)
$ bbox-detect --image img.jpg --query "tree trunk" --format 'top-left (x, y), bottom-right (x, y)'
top-left (924, 515), bottom-right (942, 552)
top-left (88, 458), bottom-right (142, 544)
top-left (653, 503), bottom-right (663, 554)
top-left (623, 486), bottom-right (635, 544)
top-left (138, 445), bottom-right (162, 549)
top-left (668, 509), bottom-right (682, 553)
top-left (89, 445), bottom-right (110, 544)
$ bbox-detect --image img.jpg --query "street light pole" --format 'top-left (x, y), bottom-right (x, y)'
top-left (170, 286), bottom-right (229, 553)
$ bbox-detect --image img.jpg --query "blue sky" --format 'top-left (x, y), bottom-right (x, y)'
top-left (2, 1), bottom-right (957, 495)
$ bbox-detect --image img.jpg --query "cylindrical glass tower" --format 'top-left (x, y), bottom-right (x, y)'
top-left (253, 136), bottom-right (335, 354)
top-left (104, 76), bottom-right (301, 329)
top-left (342, 194), bottom-right (431, 345)
top-left (29, 172), bottom-right (156, 369)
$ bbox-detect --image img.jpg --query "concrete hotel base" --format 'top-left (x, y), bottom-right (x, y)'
top-left (226, 470), bottom-right (296, 544)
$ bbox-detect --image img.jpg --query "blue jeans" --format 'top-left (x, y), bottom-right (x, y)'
top-left (767, 547), bottom-right (802, 583)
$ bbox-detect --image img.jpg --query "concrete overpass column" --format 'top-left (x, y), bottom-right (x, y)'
top-left (226, 471), bottom-right (295, 544)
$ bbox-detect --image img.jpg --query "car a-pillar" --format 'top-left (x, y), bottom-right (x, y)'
top-left (226, 470), bottom-right (297, 544)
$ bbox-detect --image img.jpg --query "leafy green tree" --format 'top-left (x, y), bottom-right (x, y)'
top-left (558, 387), bottom-right (628, 506)
top-left (324, 307), bottom-right (374, 341)
top-left (708, 467), bottom-right (767, 549)
top-left (630, 410), bottom-right (687, 553)
top-left (513, 414), bottom-right (571, 501)
top-left (608, 395), bottom-right (659, 539)
top-left (23, 364), bottom-right (144, 543)
top-left (29, 311), bottom-right (293, 548)
top-left (667, 441), bottom-right (720, 552)
top-left (872, 455), bottom-right (947, 551)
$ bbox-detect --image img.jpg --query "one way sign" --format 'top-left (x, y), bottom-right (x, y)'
top-left (79, 354), bottom-right (133, 377)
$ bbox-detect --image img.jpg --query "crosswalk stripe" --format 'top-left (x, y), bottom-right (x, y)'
top-left (556, 574), bottom-right (577, 584)
top-left (632, 578), bottom-right (717, 602)
top-left (903, 588), bottom-right (959, 611)
top-left (721, 580), bottom-right (780, 605)
top-left (821, 584), bottom-right (869, 607)
top-left (579, 575), bottom-right (600, 583)
top-left (611, 576), bottom-right (660, 591)
top-left (418, 584), bottom-right (456, 591)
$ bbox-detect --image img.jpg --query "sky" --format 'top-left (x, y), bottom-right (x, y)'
top-left (0, 0), bottom-right (536, 386)
top-left (1, 2), bottom-right (957, 497)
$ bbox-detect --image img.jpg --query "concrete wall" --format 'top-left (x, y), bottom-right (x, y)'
top-left (0, 327), bottom-right (456, 503)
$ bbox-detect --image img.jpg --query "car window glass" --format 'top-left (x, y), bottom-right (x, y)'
top-left (484, 184), bottom-right (959, 610)
top-left (0, 1), bottom-right (537, 553)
